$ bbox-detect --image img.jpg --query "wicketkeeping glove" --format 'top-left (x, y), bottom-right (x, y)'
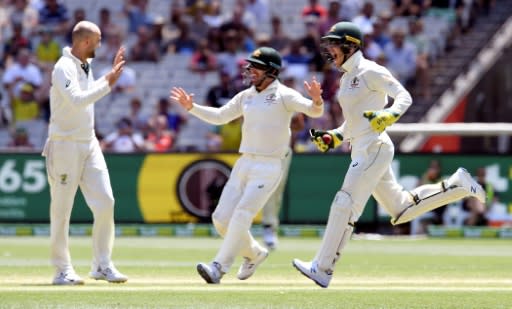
top-left (363, 109), bottom-right (401, 133)
top-left (309, 129), bottom-right (343, 152)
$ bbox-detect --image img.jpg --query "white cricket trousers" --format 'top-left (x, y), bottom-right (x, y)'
top-left (43, 138), bottom-right (115, 271)
top-left (342, 133), bottom-right (407, 222)
top-left (211, 153), bottom-right (284, 272)
top-left (262, 148), bottom-right (292, 229)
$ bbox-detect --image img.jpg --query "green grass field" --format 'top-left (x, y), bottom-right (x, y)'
top-left (1, 235), bottom-right (511, 309)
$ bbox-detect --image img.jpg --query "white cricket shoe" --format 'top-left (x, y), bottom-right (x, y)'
top-left (447, 168), bottom-right (486, 203)
top-left (52, 269), bottom-right (84, 285)
top-left (89, 264), bottom-right (128, 283)
top-left (263, 226), bottom-right (278, 250)
top-left (197, 261), bottom-right (224, 284)
top-left (292, 259), bottom-right (332, 288)
top-left (237, 249), bottom-right (269, 280)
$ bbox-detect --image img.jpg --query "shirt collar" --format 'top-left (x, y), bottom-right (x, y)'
top-left (341, 50), bottom-right (363, 73)
top-left (63, 46), bottom-right (91, 70)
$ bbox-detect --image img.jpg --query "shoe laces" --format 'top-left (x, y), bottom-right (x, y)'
top-left (212, 262), bottom-right (224, 274)
top-left (242, 257), bottom-right (255, 269)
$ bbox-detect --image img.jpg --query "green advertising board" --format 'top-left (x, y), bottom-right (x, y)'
top-left (0, 153), bottom-right (510, 225)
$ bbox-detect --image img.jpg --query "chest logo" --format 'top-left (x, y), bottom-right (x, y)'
top-left (65, 80), bottom-right (71, 88)
top-left (264, 93), bottom-right (277, 105)
top-left (349, 77), bottom-right (360, 89)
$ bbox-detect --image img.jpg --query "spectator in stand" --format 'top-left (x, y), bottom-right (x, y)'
top-left (318, 1), bottom-right (344, 36)
top-left (127, 97), bottom-right (149, 134)
top-left (123, 0), bottom-right (153, 34)
top-left (217, 30), bottom-right (243, 79)
top-left (185, 0), bottom-right (215, 16)
top-left (2, 22), bottom-right (31, 66)
top-left (206, 69), bottom-right (239, 108)
top-left (383, 28), bottom-right (417, 87)
top-left (301, 16), bottom-right (326, 72)
top-left (371, 18), bottom-right (391, 49)
top-left (188, 3), bottom-right (211, 43)
top-left (189, 39), bottom-right (218, 74)
top-left (162, 2), bottom-right (186, 50)
top-left (339, 0), bottom-right (362, 21)
top-left (220, 1), bottom-right (257, 34)
top-left (362, 29), bottom-right (383, 61)
top-left (3, 48), bottom-right (43, 98)
top-left (218, 117), bottom-right (242, 151)
top-left (246, 0), bottom-right (270, 25)
top-left (98, 7), bottom-right (124, 41)
top-left (407, 18), bottom-right (431, 99)
top-left (129, 25), bottom-right (161, 62)
top-left (8, 0), bottom-right (39, 37)
top-left (320, 67), bottom-right (340, 106)
top-left (149, 15), bottom-right (165, 50)
top-left (64, 7), bottom-right (86, 44)
top-left (0, 4), bottom-right (8, 43)
top-left (206, 26), bottom-right (223, 53)
top-left (351, 1), bottom-right (376, 35)
top-left (168, 21), bottom-right (197, 55)
top-left (38, 0), bottom-right (69, 37)
top-left (301, 0), bottom-right (327, 19)
top-left (145, 114), bottom-right (173, 152)
top-left (156, 97), bottom-right (185, 134)
top-left (35, 27), bottom-right (61, 69)
top-left (393, 0), bottom-right (426, 17)
top-left (283, 39), bottom-right (312, 80)
top-left (101, 117), bottom-right (146, 153)
top-left (9, 82), bottom-right (40, 125)
top-left (203, 0), bottom-right (224, 29)
top-left (267, 16), bottom-right (291, 55)
top-left (6, 127), bottom-right (34, 150)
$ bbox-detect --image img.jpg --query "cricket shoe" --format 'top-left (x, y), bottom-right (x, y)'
top-left (52, 268), bottom-right (84, 285)
top-left (89, 264), bottom-right (128, 283)
top-left (263, 225), bottom-right (278, 250)
top-left (292, 259), bottom-right (332, 288)
top-left (237, 249), bottom-right (269, 280)
top-left (447, 168), bottom-right (486, 203)
top-left (197, 261), bottom-right (224, 284)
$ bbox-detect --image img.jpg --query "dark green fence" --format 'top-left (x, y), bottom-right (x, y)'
top-left (0, 153), bottom-right (510, 224)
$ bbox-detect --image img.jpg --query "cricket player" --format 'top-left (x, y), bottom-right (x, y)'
top-left (292, 22), bottom-right (486, 288)
top-left (170, 47), bottom-right (324, 284)
top-left (43, 21), bottom-right (128, 285)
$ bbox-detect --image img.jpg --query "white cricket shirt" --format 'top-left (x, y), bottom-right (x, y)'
top-left (189, 79), bottom-right (323, 158)
top-left (48, 47), bottom-right (111, 141)
top-left (333, 50), bottom-right (412, 143)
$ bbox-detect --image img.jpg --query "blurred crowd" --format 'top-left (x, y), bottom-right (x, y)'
top-left (0, 0), bottom-right (496, 153)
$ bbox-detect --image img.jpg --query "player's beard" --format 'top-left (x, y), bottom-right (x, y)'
top-left (242, 69), bottom-right (265, 87)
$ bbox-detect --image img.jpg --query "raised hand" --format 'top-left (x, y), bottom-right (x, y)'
top-left (304, 76), bottom-right (323, 104)
top-left (105, 46), bottom-right (125, 87)
top-left (170, 87), bottom-right (194, 111)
